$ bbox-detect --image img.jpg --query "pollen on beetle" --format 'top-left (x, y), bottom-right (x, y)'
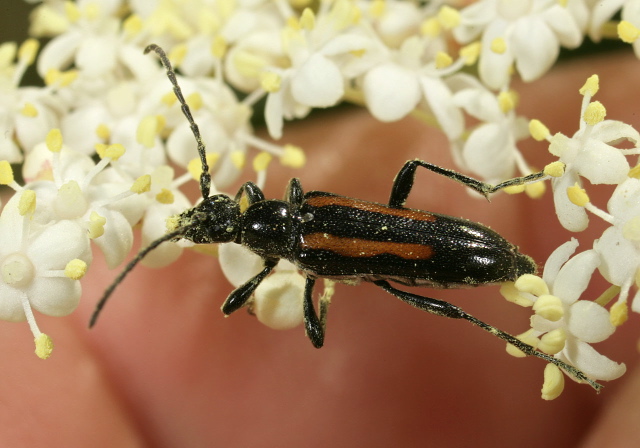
top-left (46, 128), bottom-right (63, 153)
top-left (583, 101), bottom-right (606, 125)
top-left (490, 37), bottom-right (507, 54)
top-left (131, 174), bottom-right (152, 194)
top-left (35, 333), bottom-right (53, 360)
top-left (567, 183), bottom-right (589, 207)
top-left (64, 259), bottom-right (88, 280)
top-left (166, 214), bottom-right (181, 232)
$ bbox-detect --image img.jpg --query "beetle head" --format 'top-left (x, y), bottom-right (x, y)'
top-left (168, 194), bottom-right (241, 244)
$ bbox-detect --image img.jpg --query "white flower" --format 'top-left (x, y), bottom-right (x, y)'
top-left (507, 239), bottom-right (626, 382)
top-left (542, 79), bottom-right (638, 231)
top-left (593, 178), bottom-right (640, 313)
top-left (452, 86), bottom-right (530, 181)
top-left (453, 0), bottom-right (588, 89)
top-left (0, 190), bottom-right (91, 358)
top-left (361, 35), bottom-right (465, 140)
top-left (262, 1), bottom-right (375, 138)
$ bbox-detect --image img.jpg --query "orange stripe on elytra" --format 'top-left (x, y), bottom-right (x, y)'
top-left (301, 233), bottom-right (434, 260)
top-left (304, 195), bottom-right (436, 222)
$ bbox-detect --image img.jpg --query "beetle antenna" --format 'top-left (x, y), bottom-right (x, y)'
top-left (89, 226), bottom-right (189, 328)
top-left (144, 43), bottom-right (212, 199)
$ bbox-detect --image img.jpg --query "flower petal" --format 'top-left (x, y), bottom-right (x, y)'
top-left (363, 63), bottom-right (420, 122)
top-left (563, 338), bottom-right (626, 381)
top-left (291, 53), bottom-right (344, 108)
top-left (567, 301), bottom-right (615, 343)
top-left (552, 249), bottom-right (599, 305)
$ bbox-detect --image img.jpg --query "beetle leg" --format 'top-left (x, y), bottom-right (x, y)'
top-left (234, 181), bottom-right (265, 205)
top-left (285, 178), bottom-right (304, 206)
top-left (303, 277), bottom-right (329, 348)
top-left (389, 159), bottom-right (547, 207)
top-left (221, 258), bottom-right (278, 315)
top-left (374, 280), bottom-right (603, 392)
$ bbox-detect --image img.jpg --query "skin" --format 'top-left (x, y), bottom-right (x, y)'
top-left (1, 53), bottom-right (639, 448)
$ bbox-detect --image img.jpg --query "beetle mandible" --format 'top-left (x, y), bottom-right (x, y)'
top-left (90, 44), bottom-right (601, 392)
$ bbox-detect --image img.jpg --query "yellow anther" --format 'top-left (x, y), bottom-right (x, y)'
top-left (529, 119), bottom-right (550, 141)
top-left (18, 190), bottom-right (36, 216)
top-left (421, 17), bottom-right (441, 37)
top-left (64, 1), bottom-right (81, 22)
top-left (437, 5), bottom-right (460, 29)
top-left (525, 180), bottom-right (546, 199)
top-left (370, 0), bottom-right (385, 18)
top-left (35, 333), bottom-right (53, 360)
top-left (162, 91), bottom-right (177, 107)
top-left (123, 14), bottom-right (143, 37)
top-left (583, 101), bottom-right (606, 125)
top-left (543, 161), bottom-right (565, 178)
top-left (168, 44), bottom-right (188, 66)
top-left (506, 329), bottom-right (539, 358)
top-left (514, 274), bottom-right (549, 296)
top-left (21, 102), bottom-right (38, 118)
top-left (541, 364), bottom-right (564, 400)
top-left (0, 42), bottom-right (17, 66)
top-left (44, 68), bottom-right (61, 86)
top-left (490, 37), bottom-right (507, 54)
top-left (137, 115), bottom-right (161, 148)
top-left (233, 50), bottom-right (267, 79)
top-left (498, 90), bottom-right (517, 113)
top-left (579, 74), bottom-right (599, 97)
top-left (46, 128), bottom-right (63, 153)
top-left (503, 184), bottom-right (526, 194)
top-left (300, 8), bottom-right (316, 30)
top-left (156, 188), bottom-right (175, 204)
top-left (629, 164), bottom-right (640, 179)
top-left (230, 151), bottom-right (246, 169)
top-left (500, 281), bottom-right (534, 307)
top-left (84, 2), bottom-right (100, 21)
top-left (610, 301), bottom-right (628, 327)
top-left (186, 92), bottom-right (203, 111)
top-left (459, 41), bottom-right (481, 65)
top-left (260, 71), bottom-right (282, 93)
top-left (539, 328), bottom-right (566, 355)
top-left (435, 51), bottom-right (453, 69)
top-left (618, 20), bottom-right (640, 43)
top-left (59, 69), bottom-right (78, 87)
top-left (212, 35), bottom-right (227, 59)
top-left (100, 143), bottom-right (126, 161)
top-left (88, 211), bottom-right (106, 239)
top-left (64, 259), bottom-right (87, 280)
top-left (533, 294), bottom-right (564, 321)
top-left (95, 123), bottom-right (110, 140)
top-left (0, 160), bottom-right (14, 185)
top-left (18, 38), bottom-right (39, 65)
top-left (623, 216), bottom-right (640, 242)
top-left (131, 174), bottom-right (151, 194)
top-left (281, 144), bottom-right (306, 168)
top-left (567, 183), bottom-right (589, 207)
top-left (253, 152), bottom-right (273, 172)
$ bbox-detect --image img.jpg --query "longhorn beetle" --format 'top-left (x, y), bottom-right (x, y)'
top-left (90, 44), bottom-right (601, 392)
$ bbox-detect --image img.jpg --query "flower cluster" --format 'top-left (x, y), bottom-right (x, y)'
top-left (2, 0), bottom-right (640, 400)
